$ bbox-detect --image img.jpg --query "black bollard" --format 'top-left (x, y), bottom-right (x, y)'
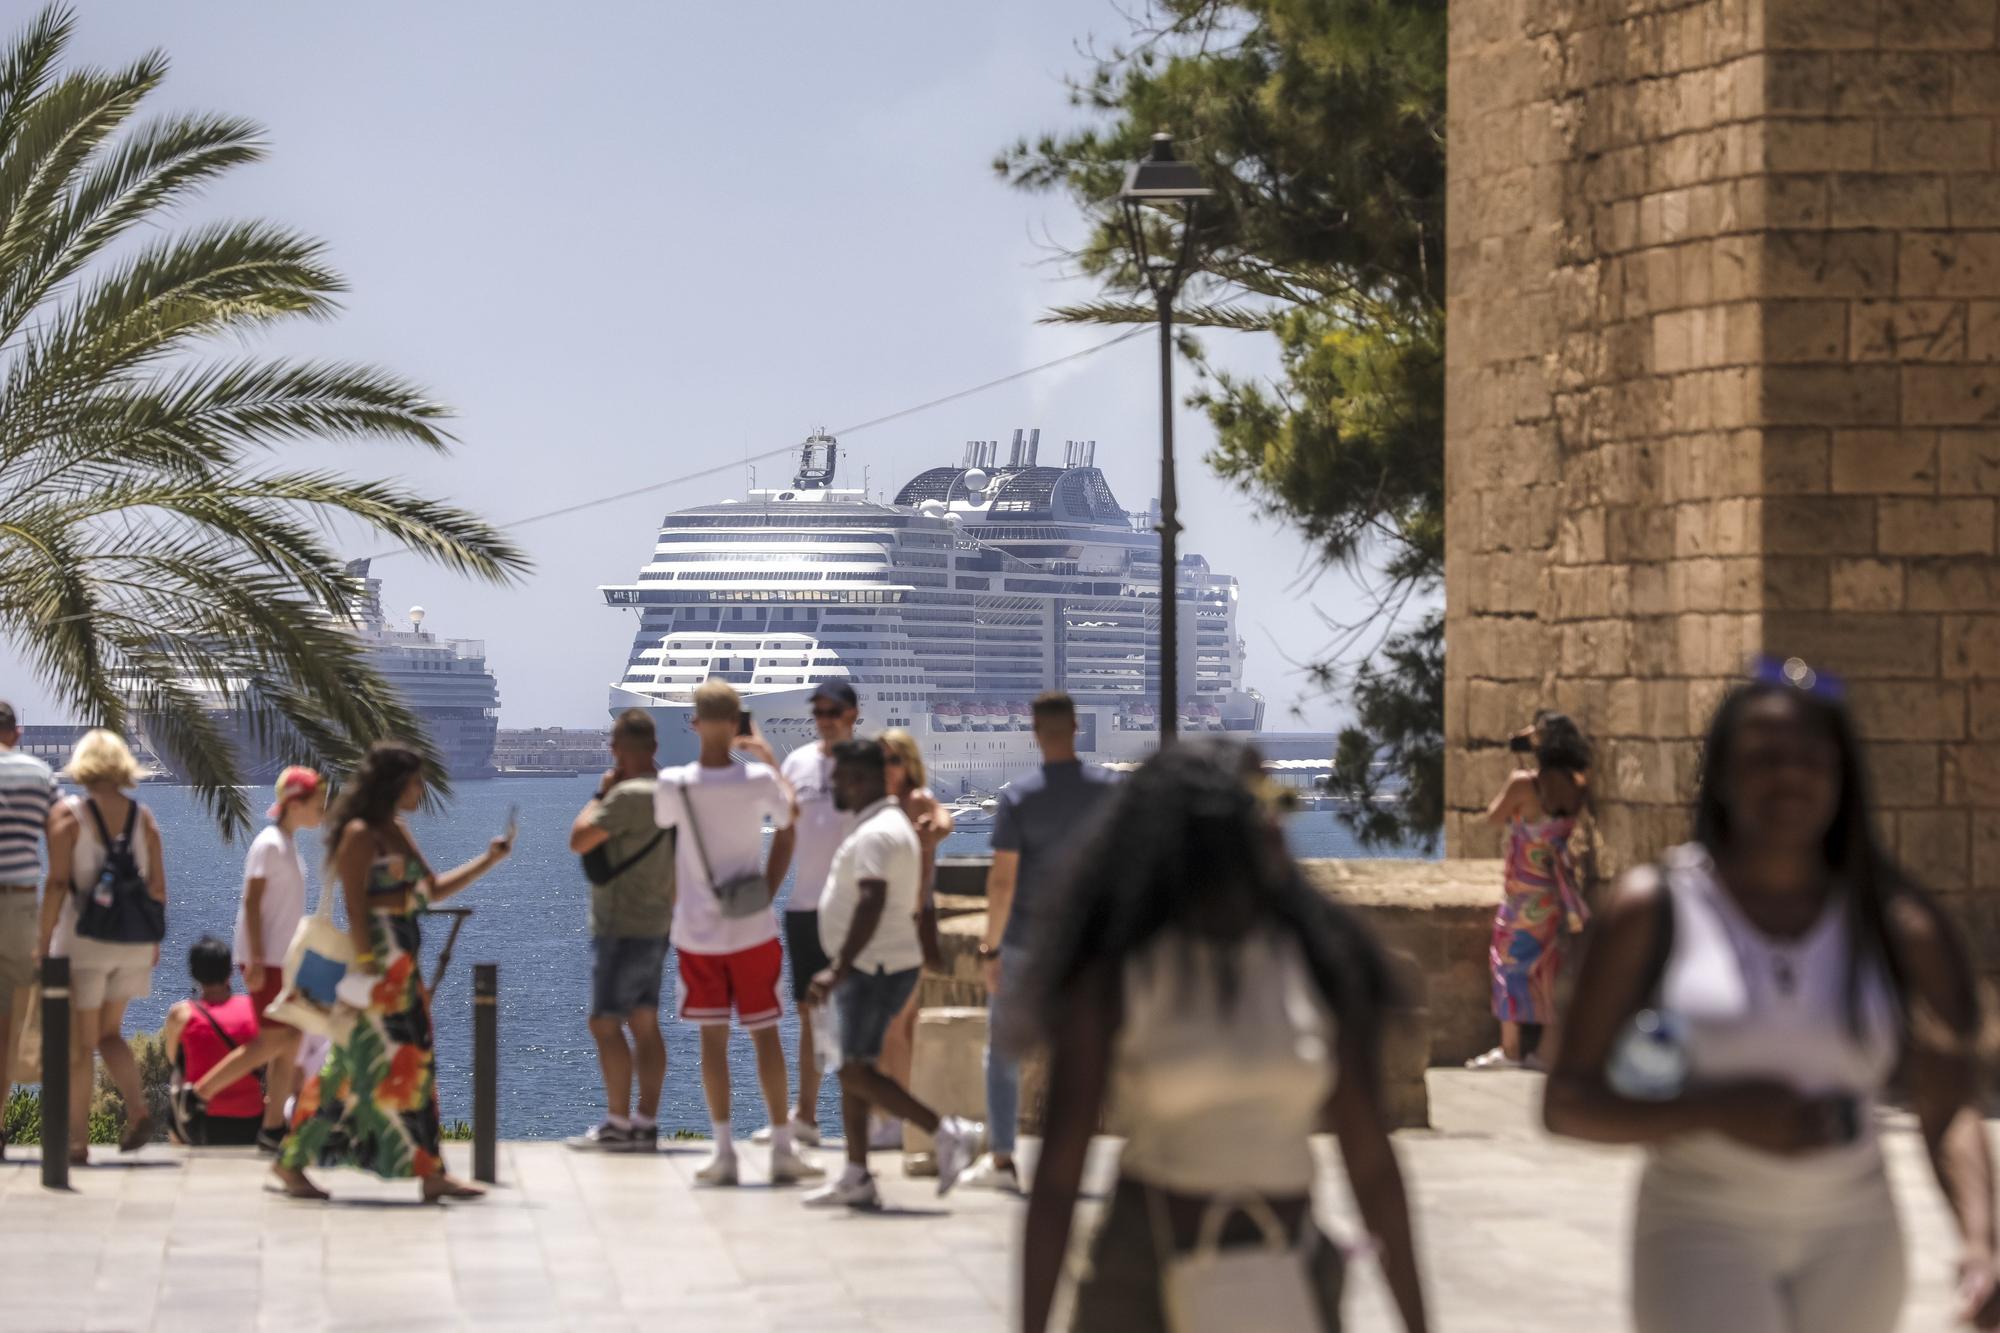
top-left (472, 962), bottom-right (497, 1184)
top-left (39, 955), bottom-right (69, 1190)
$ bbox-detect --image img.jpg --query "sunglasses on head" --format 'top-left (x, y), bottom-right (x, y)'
top-left (1749, 654), bottom-right (1846, 701)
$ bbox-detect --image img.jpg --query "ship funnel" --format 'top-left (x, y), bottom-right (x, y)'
top-left (1007, 428), bottom-right (1024, 467)
top-left (1026, 428), bottom-right (1040, 466)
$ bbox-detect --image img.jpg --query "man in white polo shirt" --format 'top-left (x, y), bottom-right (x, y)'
top-left (801, 739), bottom-right (979, 1209)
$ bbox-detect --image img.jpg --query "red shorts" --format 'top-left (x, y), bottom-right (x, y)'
top-left (677, 939), bottom-right (783, 1030)
top-left (241, 963), bottom-right (285, 1024)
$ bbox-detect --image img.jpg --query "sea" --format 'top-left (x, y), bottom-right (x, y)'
top-left (105, 775), bottom-right (1423, 1139)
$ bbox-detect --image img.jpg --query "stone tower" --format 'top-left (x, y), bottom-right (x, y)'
top-left (1446, 0), bottom-right (2000, 941)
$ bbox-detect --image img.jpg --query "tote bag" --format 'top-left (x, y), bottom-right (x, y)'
top-left (1150, 1190), bottom-right (1322, 1333)
top-left (262, 871), bottom-right (355, 1037)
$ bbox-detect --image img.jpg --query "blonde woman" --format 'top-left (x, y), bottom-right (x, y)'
top-left (873, 728), bottom-right (950, 1147)
top-left (37, 730), bottom-right (166, 1162)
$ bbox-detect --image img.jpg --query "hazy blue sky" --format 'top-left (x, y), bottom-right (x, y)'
top-left (14, 1), bottom-right (1406, 730)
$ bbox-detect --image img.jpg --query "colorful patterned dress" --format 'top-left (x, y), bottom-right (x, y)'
top-left (1487, 814), bottom-right (1587, 1025)
top-left (280, 849), bottom-right (442, 1180)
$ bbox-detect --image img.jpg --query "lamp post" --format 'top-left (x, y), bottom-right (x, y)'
top-left (1118, 132), bottom-right (1211, 747)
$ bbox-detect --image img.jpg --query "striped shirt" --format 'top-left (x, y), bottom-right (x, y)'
top-left (0, 749), bottom-right (56, 885)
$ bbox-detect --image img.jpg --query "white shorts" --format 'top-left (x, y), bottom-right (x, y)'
top-left (63, 937), bottom-right (154, 1011)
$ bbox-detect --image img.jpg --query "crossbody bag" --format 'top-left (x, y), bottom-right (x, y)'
top-left (675, 781), bottom-right (771, 920)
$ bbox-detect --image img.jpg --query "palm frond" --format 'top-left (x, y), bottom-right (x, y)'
top-left (0, 5), bottom-right (72, 150)
top-left (1039, 298), bottom-right (1279, 331)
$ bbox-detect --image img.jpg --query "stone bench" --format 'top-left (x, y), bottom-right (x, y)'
top-left (904, 856), bottom-right (1502, 1138)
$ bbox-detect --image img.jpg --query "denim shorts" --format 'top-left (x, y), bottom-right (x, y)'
top-left (590, 935), bottom-right (671, 1018)
top-left (834, 965), bottom-right (921, 1062)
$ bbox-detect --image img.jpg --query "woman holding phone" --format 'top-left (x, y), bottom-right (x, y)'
top-left (1545, 660), bottom-right (2000, 1332)
top-left (272, 741), bottom-right (512, 1202)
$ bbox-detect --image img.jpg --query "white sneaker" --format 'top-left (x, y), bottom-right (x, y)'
top-left (1464, 1046), bottom-right (1521, 1071)
top-left (956, 1153), bottom-right (1022, 1195)
top-left (751, 1117), bottom-right (822, 1148)
top-left (932, 1116), bottom-right (983, 1196)
top-left (694, 1152), bottom-right (739, 1186)
top-left (868, 1116), bottom-right (903, 1151)
top-left (769, 1143), bottom-right (827, 1185)
top-left (803, 1171), bottom-right (880, 1209)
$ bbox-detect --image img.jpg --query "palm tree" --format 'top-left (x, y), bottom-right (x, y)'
top-left (0, 5), bottom-right (529, 836)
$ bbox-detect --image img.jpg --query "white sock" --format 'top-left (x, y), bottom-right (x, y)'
top-left (770, 1124), bottom-right (794, 1155)
top-left (607, 1114), bottom-right (632, 1130)
top-left (839, 1162), bottom-right (870, 1187)
top-left (710, 1117), bottom-right (734, 1153)
top-left (632, 1112), bottom-right (656, 1129)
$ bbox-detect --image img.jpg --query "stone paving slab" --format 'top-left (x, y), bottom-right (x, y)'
top-left (0, 1072), bottom-right (1979, 1331)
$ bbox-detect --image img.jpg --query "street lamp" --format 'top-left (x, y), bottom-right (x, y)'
top-left (1119, 131), bottom-right (1211, 747)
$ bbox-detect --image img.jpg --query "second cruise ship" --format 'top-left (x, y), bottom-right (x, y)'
top-left (600, 430), bottom-right (1263, 790)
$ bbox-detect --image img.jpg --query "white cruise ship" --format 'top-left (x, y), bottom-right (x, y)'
top-left (600, 430), bottom-right (1262, 791)
top-left (146, 559), bottom-right (501, 782)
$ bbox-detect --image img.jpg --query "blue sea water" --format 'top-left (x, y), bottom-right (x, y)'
top-left (114, 776), bottom-right (1422, 1139)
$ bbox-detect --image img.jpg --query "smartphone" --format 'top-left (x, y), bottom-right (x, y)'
top-left (737, 711), bottom-right (754, 738)
top-left (503, 803), bottom-right (518, 844)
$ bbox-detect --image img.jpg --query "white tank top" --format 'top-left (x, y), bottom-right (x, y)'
top-left (1649, 844), bottom-right (1899, 1199)
top-left (1109, 926), bottom-right (1336, 1195)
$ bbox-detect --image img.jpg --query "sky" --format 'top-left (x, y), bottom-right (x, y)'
top-left (12, 0), bottom-right (1399, 731)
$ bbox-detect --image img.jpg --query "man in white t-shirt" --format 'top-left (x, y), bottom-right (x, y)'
top-left (180, 767), bottom-right (325, 1152)
top-left (653, 679), bottom-right (821, 1187)
top-left (760, 678), bottom-right (859, 1149)
top-left (801, 740), bottom-right (980, 1209)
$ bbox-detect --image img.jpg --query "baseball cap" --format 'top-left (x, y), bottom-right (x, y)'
top-left (269, 766), bottom-right (322, 820)
top-left (809, 680), bottom-right (858, 710)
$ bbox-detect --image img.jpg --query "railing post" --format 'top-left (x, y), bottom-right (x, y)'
top-left (39, 955), bottom-right (69, 1190)
top-left (472, 962), bottom-right (497, 1184)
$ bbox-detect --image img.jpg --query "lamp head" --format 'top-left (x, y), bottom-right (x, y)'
top-left (1119, 132), bottom-right (1213, 203)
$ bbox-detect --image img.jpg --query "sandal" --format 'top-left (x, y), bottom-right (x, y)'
top-left (118, 1113), bottom-right (153, 1153)
top-left (1464, 1046), bottom-right (1521, 1071)
top-left (421, 1172), bottom-right (486, 1203)
top-left (267, 1165), bottom-right (329, 1200)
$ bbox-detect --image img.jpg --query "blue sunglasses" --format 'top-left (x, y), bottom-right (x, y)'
top-left (1748, 654), bottom-right (1845, 701)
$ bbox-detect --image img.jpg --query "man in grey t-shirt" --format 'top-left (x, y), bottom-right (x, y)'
top-left (0, 700), bottom-right (55, 1142)
top-left (567, 709), bottom-right (676, 1152)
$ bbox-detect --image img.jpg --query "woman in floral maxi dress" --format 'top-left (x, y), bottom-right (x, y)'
top-left (272, 742), bottom-right (511, 1202)
top-left (1466, 715), bottom-right (1591, 1072)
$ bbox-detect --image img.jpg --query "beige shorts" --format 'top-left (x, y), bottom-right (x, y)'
top-left (0, 892), bottom-right (36, 995)
top-left (64, 936), bottom-right (154, 1011)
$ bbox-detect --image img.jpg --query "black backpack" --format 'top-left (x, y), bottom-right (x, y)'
top-left (74, 798), bottom-right (165, 944)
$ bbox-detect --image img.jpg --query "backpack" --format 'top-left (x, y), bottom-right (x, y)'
top-left (74, 798), bottom-right (165, 944)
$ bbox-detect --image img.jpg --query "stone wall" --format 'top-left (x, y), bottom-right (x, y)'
top-left (1447, 0), bottom-right (2000, 946)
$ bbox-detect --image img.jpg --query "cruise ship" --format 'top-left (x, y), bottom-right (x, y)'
top-left (147, 560), bottom-right (502, 782)
top-left (600, 430), bottom-right (1263, 790)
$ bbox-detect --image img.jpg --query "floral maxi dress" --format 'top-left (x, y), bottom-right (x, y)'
top-left (280, 853), bottom-right (443, 1180)
top-left (1486, 815), bottom-right (1587, 1026)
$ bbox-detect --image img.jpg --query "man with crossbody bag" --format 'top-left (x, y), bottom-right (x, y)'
top-left (653, 680), bottom-right (820, 1187)
top-left (567, 709), bottom-right (676, 1152)
top-left (162, 936), bottom-right (264, 1146)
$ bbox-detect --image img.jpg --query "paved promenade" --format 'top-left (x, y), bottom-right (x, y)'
top-left (0, 1071), bottom-right (1978, 1331)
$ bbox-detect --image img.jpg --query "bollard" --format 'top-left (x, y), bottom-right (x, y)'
top-left (39, 956), bottom-right (69, 1190)
top-left (472, 962), bottom-right (497, 1184)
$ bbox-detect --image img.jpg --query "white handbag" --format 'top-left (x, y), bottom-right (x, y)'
top-left (1149, 1190), bottom-right (1323, 1333)
top-left (262, 872), bottom-right (356, 1037)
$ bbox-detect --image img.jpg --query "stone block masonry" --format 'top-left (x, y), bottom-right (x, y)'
top-left (1448, 0), bottom-right (2000, 961)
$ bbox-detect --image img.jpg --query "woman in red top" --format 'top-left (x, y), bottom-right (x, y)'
top-left (162, 936), bottom-right (263, 1146)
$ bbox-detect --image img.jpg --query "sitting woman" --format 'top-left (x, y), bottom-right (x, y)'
top-left (162, 936), bottom-right (265, 1146)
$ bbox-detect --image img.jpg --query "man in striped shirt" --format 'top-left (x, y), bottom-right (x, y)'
top-left (0, 700), bottom-right (56, 1149)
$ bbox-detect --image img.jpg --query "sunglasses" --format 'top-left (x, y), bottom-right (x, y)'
top-left (1748, 654), bottom-right (1845, 702)
top-left (811, 707), bottom-right (850, 719)
top-left (885, 755), bottom-right (906, 765)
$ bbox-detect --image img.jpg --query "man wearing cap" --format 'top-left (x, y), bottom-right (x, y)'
top-left (178, 767), bottom-right (325, 1151)
top-left (0, 701), bottom-right (56, 1155)
top-left (760, 678), bottom-right (860, 1148)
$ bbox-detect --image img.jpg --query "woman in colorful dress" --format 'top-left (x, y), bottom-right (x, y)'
top-left (1467, 713), bottom-right (1592, 1072)
top-left (271, 742), bottom-right (511, 1202)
